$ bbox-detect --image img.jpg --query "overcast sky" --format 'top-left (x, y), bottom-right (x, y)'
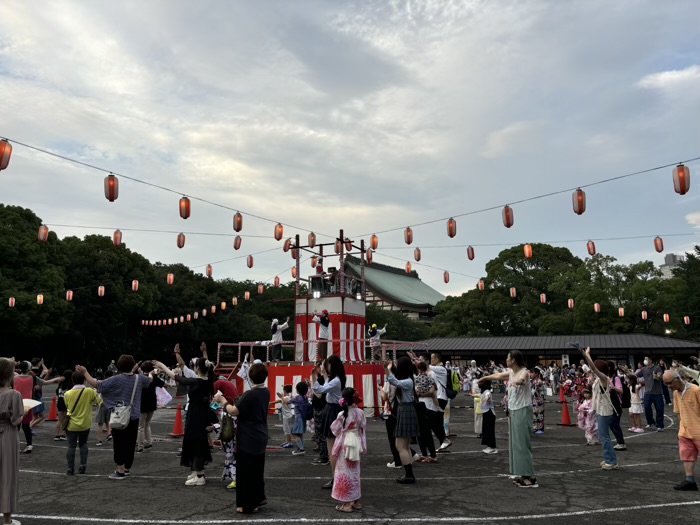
top-left (1, 0), bottom-right (699, 296)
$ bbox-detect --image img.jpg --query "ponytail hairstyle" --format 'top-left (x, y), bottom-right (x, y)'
top-left (195, 357), bottom-right (217, 397)
top-left (340, 387), bottom-right (356, 428)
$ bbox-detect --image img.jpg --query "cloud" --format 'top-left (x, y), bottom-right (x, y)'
top-left (480, 121), bottom-right (545, 159)
top-left (638, 65), bottom-right (700, 90)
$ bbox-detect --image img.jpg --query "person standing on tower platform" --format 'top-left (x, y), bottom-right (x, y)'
top-left (368, 324), bottom-right (387, 361)
top-left (313, 310), bottom-right (331, 362)
top-left (270, 317), bottom-right (290, 362)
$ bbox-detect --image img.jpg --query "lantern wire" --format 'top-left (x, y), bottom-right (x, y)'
top-left (1, 136), bottom-right (334, 240)
top-left (351, 156), bottom-right (700, 238)
top-left (370, 251), bottom-right (482, 280)
top-left (45, 223), bottom-right (275, 239)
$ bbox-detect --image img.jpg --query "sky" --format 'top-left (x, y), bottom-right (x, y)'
top-left (1, 0), bottom-right (699, 297)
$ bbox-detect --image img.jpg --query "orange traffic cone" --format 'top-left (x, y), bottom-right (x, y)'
top-left (171, 404), bottom-right (185, 437)
top-left (559, 386), bottom-right (566, 403)
top-left (46, 396), bottom-right (58, 421)
top-left (557, 400), bottom-right (576, 426)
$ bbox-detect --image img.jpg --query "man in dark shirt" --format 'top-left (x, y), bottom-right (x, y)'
top-left (137, 361), bottom-right (165, 452)
top-left (636, 357), bottom-right (665, 431)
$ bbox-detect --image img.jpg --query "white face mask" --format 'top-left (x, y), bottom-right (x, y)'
top-left (644, 360), bottom-right (650, 366)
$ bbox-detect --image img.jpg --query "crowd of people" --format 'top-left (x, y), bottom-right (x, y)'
top-left (1, 346), bottom-right (699, 523)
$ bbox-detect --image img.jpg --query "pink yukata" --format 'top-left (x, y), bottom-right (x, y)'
top-left (330, 406), bottom-right (367, 503)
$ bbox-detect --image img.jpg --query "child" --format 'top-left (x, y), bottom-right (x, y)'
top-left (471, 378), bottom-right (483, 437)
top-left (331, 387), bottom-right (366, 513)
top-left (627, 375), bottom-right (644, 433)
top-left (577, 389), bottom-right (599, 445)
top-left (478, 378), bottom-right (497, 454)
top-left (95, 370), bottom-right (112, 446)
top-left (275, 385), bottom-right (294, 449)
top-left (291, 382), bottom-right (309, 455)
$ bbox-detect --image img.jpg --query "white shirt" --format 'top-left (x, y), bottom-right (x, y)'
top-left (430, 365), bottom-right (448, 401)
top-left (507, 368), bottom-right (532, 411)
top-left (369, 328), bottom-right (386, 346)
top-left (312, 315), bottom-right (330, 340)
top-left (271, 321), bottom-right (289, 345)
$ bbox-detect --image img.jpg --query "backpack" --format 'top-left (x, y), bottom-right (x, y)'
top-left (299, 399), bottom-right (314, 421)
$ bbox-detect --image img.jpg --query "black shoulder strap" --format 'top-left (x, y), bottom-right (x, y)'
top-left (70, 388), bottom-right (86, 415)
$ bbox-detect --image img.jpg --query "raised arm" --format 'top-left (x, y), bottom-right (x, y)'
top-left (75, 365), bottom-right (98, 388)
top-left (153, 361), bottom-right (177, 380)
top-left (481, 371), bottom-right (509, 382)
top-left (581, 347), bottom-right (608, 386)
top-left (174, 344), bottom-right (187, 370)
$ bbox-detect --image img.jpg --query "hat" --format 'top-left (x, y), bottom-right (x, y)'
top-left (322, 309), bottom-right (329, 315)
top-left (371, 323), bottom-right (377, 328)
top-left (253, 359), bottom-right (263, 365)
top-left (271, 319), bottom-right (278, 326)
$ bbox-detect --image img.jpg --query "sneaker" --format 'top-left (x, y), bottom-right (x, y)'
top-left (656, 428), bottom-right (665, 432)
top-left (644, 424), bottom-right (654, 429)
top-left (123, 470), bottom-right (130, 477)
top-left (96, 441), bottom-right (103, 447)
top-left (396, 476), bottom-right (416, 484)
top-left (143, 444), bottom-right (153, 450)
top-left (614, 444), bottom-right (627, 451)
top-left (59, 436), bottom-right (67, 441)
top-left (386, 462), bottom-right (402, 468)
top-left (412, 453), bottom-right (421, 462)
top-left (322, 480), bottom-right (333, 489)
top-left (482, 447), bottom-right (498, 454)
top-left (280, 443), bottom-right (294, 449)
top-left (437, 439), bottom-right (452, 452)
top-left (79, 465), bottom-right (86, 475)
top-left (674, 480), bottom-right (699, 491)
top-left (136, 446), bottom-right (144, 453)
top-left (106, 435), bottom-right (113, 441)
top-left (54, 436), bottom-right (62, 441)
top-left (109, 471), bottom-right (126, 480)
top-left (534, 430), bottom-right (544, 435)
top-left (187, 472), bottom-right (197, 481)
top-left (66, 468), bottom-right (74, 476)
top-left (20, 446), bottom-right (33, 454)
top-left (292, 449), bottom-right (306, 455)
top-left (185, 475), bottom-right (206, 486)
top-left (227, 481), bottom-right (237, 490)
top-left (627, 428), bottom-right (635, 432)
top-left (601, 463), bottom-right (619, 470)
top-left (634, 428), bottom-right (645, 433)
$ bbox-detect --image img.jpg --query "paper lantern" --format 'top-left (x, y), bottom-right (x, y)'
top-left (36, 294), bottom-right (44, 305)
top-left (206, 264), bottom-right (213, 278)
top-left (179, 196), bottom-right (191, 219)
top-left (523, 244), bottom-right (533, 259)
top-left (467, 246), bottom-right (475, 261)
top-left (618, 307), bottom-right (625, 317)
top-left (258, 284), bottom-right (264, 294)
top-left (366, 248), bottom-right (373, 265)
top-left (158, 320), bottom-right (162, 326)
top-left (587, 240), bottom-right (596, 256)
top-left (344, 238), bottom-right (352, 252)
top-left (244, 291), bottom-right (250, 301)
top-left (211, 305), bottom-right (216, 314)
top-left (221, 302), bottom-right (227, 311)
top-left (641, 310), bottom-right (648, 321)
top-left (510, 287), bottom-right (517, 299)
top-left (414, 248), bottom-right (421, 262)
top-left (98, 286), bottom-right (105, 297)
top-left (443, 271), bottom-right (450, 284)
top-left (370, 234), bottom-right (379, 250)
top-left (673, 164), bottom-right (691, 195)
top-left (193, 312), bottom-right (199, 320)
top-left (654, 236), bottom-right (664, 253)
top-left (663, 313), bottom-right (670, 323)
top-left (202, 309), bottom-right (207, 317)
top-left (283, 238), bottom-right (291, 253)
top-left (38, 225), bottom-right (49, 242)
top-left (0, 139), bottom-right (12, 170)
top-left (174, 317), bottom-right (178, 324)
top-left (308, 232), bottom-right (316, 248)
top-left (405, 262), bottom-right (412, 274)
top-left (447, 218), bottom-right (457, 238)
top-left (233, 212), bottom-right (243, 232)
top-left (8, 297), bottom-right (15, 308)
top-left (274, 276), bottom-right (280, 287)
top-left (540, 293), bottom-right (546, 304)
top-left (291, 247), bottom-right (298, 260)
top-left (478, 280), bottom-right (485, 291)
top-left (568, 298), bottom-right (574, 310)
top-left (186, 314), bottom-right (191, 322)
top-left (594, 303), bottom-right (601, 313)
top-left (113, 229), bottom-right (122, 247)
top-left (179, 316), bottom-right (184, 323)
top-left (274, 223), bottom-right (284, 241)
top-left (291, 267), bottom-right (297, 278)
top-left (572, 188), bottom-right (586, 215)
top-left (232, 297), bottom-right (238, 306)
top-left (132, 280), bottom-right (139, 292)
top-left (66, 290), bottom-right (73, 302)
top-left (167, 273), bottom-right (174, 285)
top-left (684, 316), bottom-right (691, 326)
top-left (247, 255), bottom-right (254, 269)
top-left (311, 256), bottom-right (318, 268)
top-left (404, 227), bottom-right (413, 245)
top-left (168, 319), bottom-right (173, 325)
top-left (502, 205), bottom-right (514, 228)
top-left (334, 240), bottom-right (341, 254)
top-left (177, 233), bottom-right (186, 249)
top-left (234, 235), bottom-right (242, 250)
top-left (104, 173), bottom-right (119, 202)
top-left (141, 320), bottom-right (145, 326)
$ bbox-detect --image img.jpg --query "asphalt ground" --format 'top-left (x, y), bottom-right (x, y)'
top-left (13, 387), bottom-right (700, 525)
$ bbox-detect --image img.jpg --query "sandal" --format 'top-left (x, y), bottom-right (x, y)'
top-left (236, 507), bottom-right (259, 514)
top-left (351, 503), bottom-right (363, 510)
top-left (335, 504), bottom-right (353, 513)
top-left (514, 477), bottom-right (539, 488)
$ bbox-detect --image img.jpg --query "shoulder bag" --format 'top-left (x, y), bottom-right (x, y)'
top-left (62, 388), bottom-right (86, 431)
top-left (109, 375), bottom-right (139, 430)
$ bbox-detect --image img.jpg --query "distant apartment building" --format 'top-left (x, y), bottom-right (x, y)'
top-left (660, 253), bottom-right (685, 279)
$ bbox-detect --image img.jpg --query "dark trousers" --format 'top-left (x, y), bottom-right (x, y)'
top-left (609, 413), bottom-right (625, 445)
top-left (22, 423), bottom-right (32, 446)
top-left (644, 394), bottom-right (665, 428)
top-left (317, 341), bottom-right (328, 361)
top-left (112, 418), bottom-right (139, 469)
top-left (237, 451), bottom-right (266, 512)
top-left (67, 429), bottom-right (90, 469)
top-left (429, 409), bottom-right (447, 444)
top-left (481, 410), bottom-right (496, 449)
top-left (385, 415), bottom-right (415, 465)
top-left (416, 403), bottom-right (436, 458)
top-left (313, 407), bottom-right (328, 462)
top-left (662, 383), bottom-right (672, 405)
top-left (271, 344), bottom-right (282, 361)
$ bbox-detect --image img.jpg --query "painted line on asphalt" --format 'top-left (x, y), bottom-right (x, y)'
top-left (14, 500), bottom-right (700, 523)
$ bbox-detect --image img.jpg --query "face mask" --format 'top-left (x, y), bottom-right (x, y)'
top-left (644, 360), bottom-right (650, 366)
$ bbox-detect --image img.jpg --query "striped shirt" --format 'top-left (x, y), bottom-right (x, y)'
top-left (674, 383), bottom-right (700, 440)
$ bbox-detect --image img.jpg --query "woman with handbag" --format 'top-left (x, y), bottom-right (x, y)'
top-left (63, 371), bottom-right (98, 475)
top-left (76, 355), bottom-right (152, 480)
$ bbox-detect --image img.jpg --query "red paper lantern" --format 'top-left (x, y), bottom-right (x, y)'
top-left (98, 286), bottom-right (105, 297)
top-left (247, 255), bottom-right (254, 268)
top-left (594, 303), bottom-right (601, 313)
top-left (414, 248), bottom-right (421, 262)
top-left (179, 316), bottom-right (184, 323)
top-left (308, 232), bottom-right (316, 248)
top-left (523, 244), bottom-right (533, 259)
top-left (177, 232), bottom-right (186, 249)
top-left (221, 301), bottom-right (227, 311)
top-left (158, 320), bottom-right (162, 326)
top-left (232, 297), bottom-right (238, 306)
top-left (174, 317), bottom-right (178, 324)
top-left (206, 264), bottom-right (213, 278)
top-left (283, 239), bottom-right (291, 252)
top-left (233, 212), bottom-right (243, 232)
top-left (568, 298), bottom-right (574, 310)
top-left (641, 310), bottom-right (648, 321)
top-left (344, 239), bottom-right (352, 252)
top-left (36, 294), bottom-right (44, 305)
top-left (502, 205), bottom-right (514, 228)
top-left (467, 246), bottom-right (475, 261)
top-left (0, 139), bottom-right (13, 171)
top-left (258, 284), bottom-right (264, 294)
top-left (104, 173), bottom-right (119, 202)
top-left (572, 188), bottom-right (586, 215)
top-left (8, 297), bottom-right (15, 308)
top-left (167, 273), bottom-right (174, 285)
top-left (38, 225), bottom-right (49, 242)
top-left (244, 291), bottom-right (250, 301)
top-left (168, 319), bottom-right (173, 325)
top-left (618, 307), bottom-right (625, 317)
top-left (684, 316), bottom-right (691, 326)
top-left (334, 240), bottom-right (341, 254)
top-left (654, 236), bottom-right (664, 253)
top-left (291, 247), bottom-right (298, 260)
top-left (274, 276), bottom-right (280, 287)
top-left (673, 164), bottom-right (691, 195)
top-left (370, 234), bottom-right (379, 250)
top-left (540, 293), bottom-right (546, 304)
top-left (405, 262), bottom-right (412, 274)
top-left (447, 218), bottom-right (457, 238)
top-left (179, 196), bottom-right (191, 219)
top-left (404, 227), bottom-right (413, 245)
top-left (510, 287), bottom-right (517, 299)
top-left (274, 223), bottom-right (284, 241)
top-left (663, 313), bottom-right (670, 323)
top-left (311, 256), bottom-right (318, 268)
top-left (291, 267), bottom-right (297, 278)
top-left (132, 280), bottom-right (138, 292)
top-left (478, 280), bottom-right (485, 291)
top-left (66, 290), bottom-right (74, 302)
top-left (587, 240), bottom-right (596, 256)
top-left (186, 314), bottom-right (191, 322)
top-left (234, 235), bottom-right (242, 250)
top-left (113, 229), bottom-right (123, 247)
top-left (443, 271), bottom-right (450, 284)
top-left (366, 248), bottom-right (373, 265)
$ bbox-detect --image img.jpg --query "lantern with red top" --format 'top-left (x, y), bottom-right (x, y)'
top-left (179, 196), bottom-right (191, 219)
top-left (540, 293), bottom-right (546, 304)
top-left (447, 218), bottom-right (457, 238)
top-left (206, 264), bottom-right (213, 278)
top-left (66, 290), bottom-right (74, 302)
top-left (594, 303), bottom-right (601, 313)
top-left (233, 212), bottom-right (243, 232)
top-left (38, 225), bottom-right (49, 242)
top-left (673, 164), bottom-right (690, 195)
top-left (684, 316), bottom-right (691, 326)
top-left (478, 280), bottom-right (485, 291)
top-left (0, 139), bottom-right (13, 171)
top-left (177, 233), bottom-right (186, 249)
top-left (443, 271), bottom-right (450, 284)
top-left (467, 246), bottom-right (475, 261)
top-left (654, 236), bottom-right (664, 253)
top-left (572, 188), bottom-right (586, 215)
top-left (587, 240), bottom-right (596, 256)
top-left (98, 286), bottom-right (105, 297)
top-left (132, 280), bottom-right (139, 292)
top-left (113, 229), bottom-right (123, 247)
top-left (274, 223), bottom-right (284, 241)
top-left (663, 313), bottom-right (670, 323)
top-left (502, 205), bottom-right (514, 228)
top-left (641, 310), bottom-right (648, 321)
top-left (370, 234), bottom-right (379, 250)
top-left (414, 248), bottom-right (421, 262)
top-left (510, 287), bottom-right (517, 299)
top-left (568, 298), bottom-right (575, 310)
top-left (234, 236), bottom-right (242, 250)
top-left (404, 227), bottom-right (413, 245)
top-left (104, 173), bottom-right (119, 202)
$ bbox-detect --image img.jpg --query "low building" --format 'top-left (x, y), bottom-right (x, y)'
top-left (660, 253), bottom-right (686, 279)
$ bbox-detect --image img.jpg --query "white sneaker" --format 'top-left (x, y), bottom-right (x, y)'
top-left (185, 475), bottom-right (206, 486)
top-left (482, 447), bottom-right (498, 454)
top-left (386, 462), bottom-right (402, 468)
top-left (187, 472), bottom-right (197, 481)
top-left (601, 463), bottom-right (619, 470)
top-left (437, 439), bottom-right (452, 451)
top-left (412, 453), bottom-right (421, 462)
